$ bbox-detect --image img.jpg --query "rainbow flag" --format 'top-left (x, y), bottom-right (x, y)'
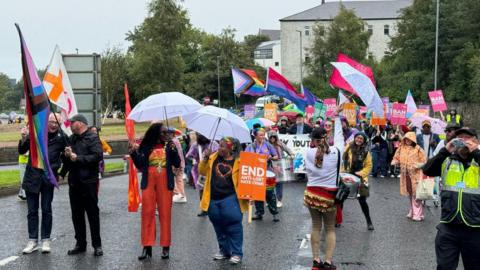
top-left (15, 24), bottom-right (57, 187)
top-left (232, 68), bottom-right (265, 96)
top-left (265, 68), bottom-right (316, 111)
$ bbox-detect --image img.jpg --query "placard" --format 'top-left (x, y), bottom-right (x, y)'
top-left (343, 103), bottom-right (357, 126)
top-left (391, 103), bottom-right (407, 125)
top-left (371, 112), bottom-right (386, 126)
top-left (314, 102), bottom-right (326, 120)
top-left (244, 105), bottom-right (255, 119)
top-left (324, 98), bottom-right (337, 118)
top-left (237, 152), bottom-right (267, 201)
top-left (278, 134), bottom-right (311, 173)
top-left (305, 106), bottom-right (315, 120)
top-left (264, 103), bottom-right (277, 123)
top-left (428, 90), bottom-right (447, 112)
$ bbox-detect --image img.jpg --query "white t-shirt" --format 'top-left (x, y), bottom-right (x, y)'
top-left (423, 134), bottom-right (431, 155)
top-left (305, 116), bottom-right (344, 188)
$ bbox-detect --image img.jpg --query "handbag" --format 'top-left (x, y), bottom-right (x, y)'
top-left (416, 176), bottom-right (434, 200)
top-left (334, 148), bottom-right (350, 203)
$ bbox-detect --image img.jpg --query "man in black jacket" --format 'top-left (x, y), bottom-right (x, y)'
top-left (288, 114), bottom-right (312, 135)
top-left (19, 113), bottom-right (67, 254)
top-left (423, 128), bottom-right (480, 270)
top-left (62, 114), bottom-right (104, 257)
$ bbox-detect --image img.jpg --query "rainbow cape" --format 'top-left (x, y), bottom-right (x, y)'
top-left (15, 24), bottom-right (57, 187)
top-left (265, 68), bottom-right (316, 111)
top-left (232, 68), bottom-right (265, 96)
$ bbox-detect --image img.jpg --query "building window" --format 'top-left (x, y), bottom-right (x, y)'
top-left (275, 62), bottom-right (279, 67)
top-left (384, 25), bottom-right (390, 35)
top-left (305, 30), bottom-right (310, 36)
top-left (254, 49), bottom-right (273, 59)
top-left (367, 25), bottom-right (373, 34)
top-left (305, 56), bottom-right (311, 63)
top-left (317, 25), bottom-right (326, 37)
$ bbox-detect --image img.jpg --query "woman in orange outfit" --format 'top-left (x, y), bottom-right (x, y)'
top-left (129, 123), bottom-right (181, 260)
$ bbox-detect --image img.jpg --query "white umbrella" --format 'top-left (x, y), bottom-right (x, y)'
top-left (128, 92), bottom-right (202, 122)
top-left (411, 115), bottom-right (446, 135)
top-left (183, 106), bottom-right (251, 143)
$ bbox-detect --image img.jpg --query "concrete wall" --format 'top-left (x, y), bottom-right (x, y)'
top-left (254, 42), bottom-right (282, 73)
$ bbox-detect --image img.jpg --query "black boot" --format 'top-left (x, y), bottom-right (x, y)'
top-left (67, 244), bottom-right (86, 255)
top-left (138, 246), bottom-right (152, 260)
top-left (161, 247), bottom-right (170, 259)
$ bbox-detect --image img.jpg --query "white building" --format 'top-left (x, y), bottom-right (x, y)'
top-left (280, 0), bottom-right (412, 83)
top-left (254, 29), bottom-right (282, 73)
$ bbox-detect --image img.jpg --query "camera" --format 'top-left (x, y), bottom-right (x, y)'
top-left (451, 138), bottom-right (465, 149)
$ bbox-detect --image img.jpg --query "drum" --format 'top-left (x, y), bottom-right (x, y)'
top-left (339, 173), bottom-right (361, 199)
top-left (274, 157), bottom-right (295, 182)
top-left (266, 170), bottom-right (276, 187)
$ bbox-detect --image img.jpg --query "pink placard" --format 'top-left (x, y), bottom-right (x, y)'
top-left (428, 90), bottom-right (447, 112)
top-left (305, 105), bottom-right (315, 119)
top-left (324, 98), bottom-right (337, 118)
top-left (391, 103), bottom-right (407, 125)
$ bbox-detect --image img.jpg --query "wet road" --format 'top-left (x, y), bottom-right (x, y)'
top-left (0, 175), bottom-right (455, 269)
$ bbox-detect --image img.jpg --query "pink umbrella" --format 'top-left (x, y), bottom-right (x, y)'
top-left (411, 115), bottom-right (446, 135)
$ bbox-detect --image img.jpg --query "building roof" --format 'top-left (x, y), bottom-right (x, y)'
top-left (258, 29), bottom-right (281, 41)
top-left (255, 40), bottom-right (281, 51)
top-left (280, 0), bottom-right (412, 21)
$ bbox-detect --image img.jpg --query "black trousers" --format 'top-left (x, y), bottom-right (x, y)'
top-left (435, 223), bottom-right (480, 270)
top-left (26, 181), bottom-right (54, 240)
top-left (69, 182), bottom-right (102, 248)
top-left (255, 189), bottom-right (278, 216)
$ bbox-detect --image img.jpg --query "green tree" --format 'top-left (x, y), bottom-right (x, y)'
top-left (0, 73), bottom-right (13, 111)
top-left (305, 4), bottom-right (371, 98)
top-left (101, 46), bottom-right (131, 115)
top-left (126, 0), bottom-right (189, 100)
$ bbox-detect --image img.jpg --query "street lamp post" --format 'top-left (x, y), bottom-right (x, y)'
top-left (296, 30), bottom-right (303, 85)
top-left (217, 56), bottom-right (221, 108)
top-left (434, 0), bottom-right (439, 91)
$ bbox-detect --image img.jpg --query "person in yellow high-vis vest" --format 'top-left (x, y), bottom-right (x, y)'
top-left (446, 109), bottom-right (464, 127)
top-left (423, 127), bottom-right (480, 270)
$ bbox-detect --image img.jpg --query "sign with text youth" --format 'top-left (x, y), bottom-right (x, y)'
top-left (278, 134), bottom-right (311, 173)
top-left (237, 151), bottom-right (267, 201)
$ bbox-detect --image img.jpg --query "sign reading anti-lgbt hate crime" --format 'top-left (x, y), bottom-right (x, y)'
top-left (237, 152), bottom-right (267, 201)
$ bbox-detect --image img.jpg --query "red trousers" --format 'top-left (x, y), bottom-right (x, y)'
top-left (141, 167), bottom-right (173, 247)
top-left (336, 203), bottom-right (343, 224)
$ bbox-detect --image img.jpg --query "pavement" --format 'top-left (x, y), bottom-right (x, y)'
top-left (0, 175), bottom-right (462, 270)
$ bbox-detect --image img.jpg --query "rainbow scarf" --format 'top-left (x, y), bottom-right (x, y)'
top-left (16, 24), bottom-right (57, 187)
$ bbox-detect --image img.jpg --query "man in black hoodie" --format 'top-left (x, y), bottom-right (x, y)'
top-left (19, 113), bottom-right (67, 254)
top-left (423, 128), bottom-right (480, 270)
top-left (62, 114), bottom-right (104, 257)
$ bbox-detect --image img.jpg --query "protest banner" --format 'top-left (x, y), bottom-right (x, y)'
top-left (343, 103), bottom-right (357, 126)
top-left (237, 152), bottom-right (267, 202)
top-left (314, 102), bottom-right (326, 120)
top-left (264, 103), bottom-right (277, 122)
top-left (324, 98), bottom-right (337, 118)
top-left (278, 134), bottom-right (311, 173)
top-left (305, 105), bottom-right (315, 120)
top-left (371, 112), bottom-right (386, 126)
top-left (391, 103), bottom-right (407, 125)
top-left (244, 105), bottom-right (255, 119)
top-left (428, 90), bottom-right (447, 112)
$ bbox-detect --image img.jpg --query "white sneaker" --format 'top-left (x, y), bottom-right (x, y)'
top-left (172, 194), bottom-right (180, 202)
top-left (212, 252), bottom-right (228, 260)
top-left (41, 240), bottom-right (51, 253)
top-left (173, 196), bottom-right (187, 203)
top-left (229, 255), bottom-right (242, 264)
top-left (22, 240), bottom-right (38, 254)
top-left (277, 201), bottom-right (283, 208)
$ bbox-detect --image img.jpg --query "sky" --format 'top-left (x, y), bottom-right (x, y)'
top-left (1, 0), bottom-right (369, 80)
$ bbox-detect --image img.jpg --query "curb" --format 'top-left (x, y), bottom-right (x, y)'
top-left (0, 170), bottom-right (127, 198)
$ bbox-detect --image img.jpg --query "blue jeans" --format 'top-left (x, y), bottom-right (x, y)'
top-left (26, 182), bottom-right (54, 240)
top-left (371, 149), bottom-right (388, 176)
top-left (275, 182), bottom-right (283, 201)
top-left (208, 194), bottom-right (243, 257)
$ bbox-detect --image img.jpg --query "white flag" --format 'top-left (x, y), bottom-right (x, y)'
top-left (330, 62), bottom-right (384, 117)
top-left (43, 45), bottom-right (78, 135)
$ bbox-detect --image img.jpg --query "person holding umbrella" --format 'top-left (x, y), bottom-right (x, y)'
top-left (129, 123), bottom-right (182, 260)
top-left (199, 137), bottom-right (248, 265)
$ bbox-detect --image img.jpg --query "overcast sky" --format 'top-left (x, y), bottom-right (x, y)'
top-left (1, 0), bottom-right (370, 80)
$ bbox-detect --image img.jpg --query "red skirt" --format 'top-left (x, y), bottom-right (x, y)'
top-left (304, 186), bottom-right (337, 212)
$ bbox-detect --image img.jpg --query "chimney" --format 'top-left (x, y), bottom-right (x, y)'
top-left (321, 0), bottom-right (325, 4)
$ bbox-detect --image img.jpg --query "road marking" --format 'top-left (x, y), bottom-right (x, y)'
top-left (0, 256), bottom-right (19, 266)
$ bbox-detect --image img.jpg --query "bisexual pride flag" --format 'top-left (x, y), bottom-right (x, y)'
top-left (265, 67), bottom-right (316, 112)
top-left (15, 24), bottom-right (57, 187)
